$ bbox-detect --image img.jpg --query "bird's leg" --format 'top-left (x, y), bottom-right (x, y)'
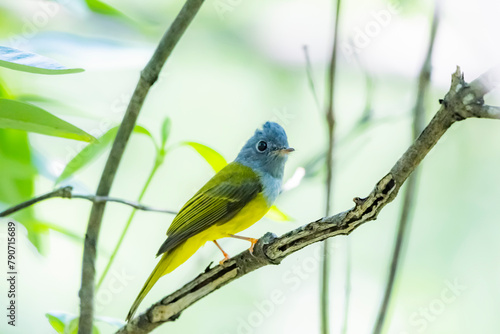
top-left (213, 240), bottom-right (230, 265)
top-left (229, 234), bottom-right (259, 254)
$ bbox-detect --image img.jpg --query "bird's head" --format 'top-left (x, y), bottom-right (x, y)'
top-left (236, 121), bottom-right (294, 178)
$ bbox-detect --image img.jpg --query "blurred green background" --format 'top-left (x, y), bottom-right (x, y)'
top-left (1, 0), bottom-right (500, 333)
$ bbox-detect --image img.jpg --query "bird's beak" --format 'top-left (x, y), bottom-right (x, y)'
top-left (279, 147), bottom-right (295, 155)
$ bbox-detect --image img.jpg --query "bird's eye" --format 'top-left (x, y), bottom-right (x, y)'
top-left (256, 140), bottom-right (267, 152)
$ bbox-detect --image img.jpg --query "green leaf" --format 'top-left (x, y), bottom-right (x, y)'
top-left (0, 77), bottom-right (13, 99)
top-left (0, 99), bottom-right (95, 142)
top-left (66, 317), bottom-right (100, 334)
top-left (265, 205), bottom-right (293, 221)
top-left (67, 318), bottom-right (78, 334)
top-left (46, 312), bottom-right (77, 334)
top-left (45, 314), bottom-right (65, 334)
top-left (0, 46), bottom-right (84, 75)
top-left (55, 125), bottom-right (153, 184)
top-left (39, 221), bottom-right (83, 243)
top-left (0, 129), bottom-right (43, 252)
top-left (131, 125), bottom-right (151, 137)
top-left (0, 129), bottom-right (34, 202)
top-left (24, 220), bottom-right (49, 254)
top-left (81, 0), bottom-right (144, 30)
top-left (45, 312), bottom-right (100, 334)
top-left (160, 117), bottom-right (171, 149)
top-left (56, 127), bottom-right (117, 183)
top-left (85, 0), bottom-right (127, 17)
top-left (182, 141), bottom-right (227, 173)
top-left (46, 311), bottom-right (75, 323)
top-left (133, 124), bottom-right (158, 150)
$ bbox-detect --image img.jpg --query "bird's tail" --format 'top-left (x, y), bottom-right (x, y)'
top-left (126, 239), bottom-right (202, 321)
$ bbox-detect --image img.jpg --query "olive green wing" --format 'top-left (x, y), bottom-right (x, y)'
top-left (156, 163), bottom-right (262, 256)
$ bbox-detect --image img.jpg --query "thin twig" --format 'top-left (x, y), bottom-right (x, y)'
top-left (476, 105), bottom-right (500, 119)
top-left (361, 67), bottom-right (374, 123)
top-left (96, 160), bottom-right (163, 290)
top-left (373, 6), bottom-right (440, 334)
top-left (0, 186), bottom-right (73, 217)
top-left (341, 240), bottom-right (352, 334)
top-left (350, 40), bottom-right (374, 124)
top-left (117, 66), bottom-right (500, 334)
top-left (322, 0), bottom-right (342, 333)
top-left (77, 1), bottom-right (205, 333)
top-left (0, 186), bottom-right (177, 217)
top-left (303, 45), bottom-right (322, 113)
top-left (73, 195), bottom-right (177, 214)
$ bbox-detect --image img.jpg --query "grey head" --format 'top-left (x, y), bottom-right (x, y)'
top-left (235, 121), bottom-right (294, 180)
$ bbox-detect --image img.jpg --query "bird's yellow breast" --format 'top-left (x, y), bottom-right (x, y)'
top-left (197, 192), bottom-right (270, 243)
top-left (157, 193), bottom-right (270, 276)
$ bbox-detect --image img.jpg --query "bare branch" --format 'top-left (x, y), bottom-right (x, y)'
top-left (77, 1), bottom-right (205, 333)
top-left (373, 5), bottom-right (440, 334)
top-left (476, 105), bottom-right (500, 119)
top-left (73, 195), bottom-right (177, 215)
top-left (0, 186), bottom-right (177, 218)
top-left (322, 0), bottom-right (342, 332)
top-left (469, 65), bottom-right (500, 96)
top-left (116, 66), bottom-right (500, 334)
top-left (0, 186), bottom-right (73, 217)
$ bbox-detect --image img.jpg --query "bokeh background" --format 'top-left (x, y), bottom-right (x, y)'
top-left (1, 0), bottom-right (500, 333)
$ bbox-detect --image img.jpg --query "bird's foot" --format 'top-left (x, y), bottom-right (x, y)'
top-left (213, 240), bottom-right (231, 265)
top-left (247, 238), bottom-right (258, 254)
top-left (219, 254), bottom-right (231, 266)
top-left (229, 234), bottom-right (259, 254)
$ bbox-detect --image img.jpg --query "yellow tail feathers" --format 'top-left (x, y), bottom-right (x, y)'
top-left (126, 251), bottom-right (171, 321)
top-left (126, 237), bottom-right (204, 321)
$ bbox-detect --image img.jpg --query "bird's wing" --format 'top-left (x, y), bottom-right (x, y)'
top-left (156, 162), bottom-right (262, 256)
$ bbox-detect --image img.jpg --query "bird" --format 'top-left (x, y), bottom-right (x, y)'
top-left (126, 121), bottom-right (293, 321)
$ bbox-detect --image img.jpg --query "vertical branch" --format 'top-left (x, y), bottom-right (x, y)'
top-left (340, 240), bottom-right (351, 334)
top-left (372, 6), bottom-right (440, 334)
top-left (339, 40), bottom-right (374, 334)
top-left (77, 1), bottom-right (205, 333)
top-left (321, 0), bottom-right (342, 333)
top-left (303, 45), bottom-right (322, 114)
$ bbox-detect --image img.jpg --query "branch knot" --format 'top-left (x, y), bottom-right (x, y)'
top-left (60, 186), bottom-right (73, 199)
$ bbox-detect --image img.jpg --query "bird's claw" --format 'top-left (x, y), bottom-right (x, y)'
top-left (248, 238), bottom-right (258, 254)
top-left (219, 255), bottom-right (230, 265)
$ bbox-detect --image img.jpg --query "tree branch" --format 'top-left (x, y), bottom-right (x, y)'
top-left (77, 1), bottom-right (205, 333)
top-left (476, 105), bottom-right (500, 119)
top-left (73, 195), bottom-right (177, 215)
top-left (0, 186), bottom-right (178, 217)
top-left (117, 66), bottom-right (500, 334)
top-left (373, 5), bottom-right (440, 334)
top-left (0, 186), bottom-right (73, 217)
top-left (322, 0), bottom-right (342, 332)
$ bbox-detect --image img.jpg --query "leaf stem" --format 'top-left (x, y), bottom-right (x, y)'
top-left (96, 159), bottom-right (162, 290)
